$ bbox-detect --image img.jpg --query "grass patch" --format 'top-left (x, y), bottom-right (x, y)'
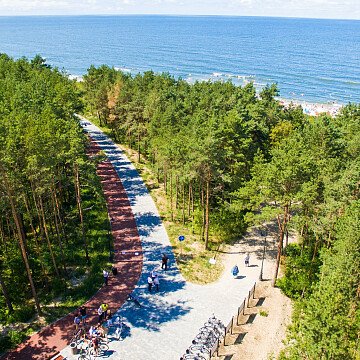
top-left (259, 310), bottom-right (269, 317)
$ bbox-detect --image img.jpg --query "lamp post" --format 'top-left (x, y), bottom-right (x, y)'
top-left (259, 229), bottom-right (267, 281)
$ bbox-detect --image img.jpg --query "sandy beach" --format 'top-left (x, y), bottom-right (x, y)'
top-left (279, 98), bottom-right (343, 117)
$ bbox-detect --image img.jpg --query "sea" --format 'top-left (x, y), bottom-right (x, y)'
top-left (0, 15), bottom-right (359, 104)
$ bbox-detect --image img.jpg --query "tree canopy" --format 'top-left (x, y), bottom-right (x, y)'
top-left (0, 55), bottom-right (111, 352)
top-left (82, 65), bottom-right (359, 358)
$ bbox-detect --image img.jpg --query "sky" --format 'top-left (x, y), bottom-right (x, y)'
top-left (0, 0), bottom-right (359, 20)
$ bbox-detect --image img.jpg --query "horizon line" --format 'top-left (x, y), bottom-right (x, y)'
top-left (0, 13), bottom-right (359, 21)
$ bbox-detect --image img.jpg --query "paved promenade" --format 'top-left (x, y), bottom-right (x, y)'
top-left (60, 117), bottom-right (265, 360)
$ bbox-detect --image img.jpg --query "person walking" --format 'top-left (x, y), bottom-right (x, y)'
top-left (153, 275), bottom-right (160, 291)
top-left (101, 303), bottom-right (109, 319)
top-left (161, 253), bottom-right (168, 270)
top-left (244, 253), bottom-right (250, 267)
top-left (89, 325), bottom-right (97, 338)
top-left (147, 275), bottom-right (153, 292)
top-left (79, 306), bottom-right (87, 325)
top-left (74, 313), bottom-right (81, 331)
top-left (231, 265), bottom-right (239, 278)
top-left (112, 266), bottom-right (118, 276)
top-left (103, 269), bottom-right (109, 285)
top-left (151, 269), bottom-right (158, 280)
top-left (97, 305), bottom-right (104, 325)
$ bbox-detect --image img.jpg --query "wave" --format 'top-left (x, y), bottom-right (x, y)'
top-left (68, 74), bottom-right (83, 82)
top-left (114, 67), bottom-right (132, 73)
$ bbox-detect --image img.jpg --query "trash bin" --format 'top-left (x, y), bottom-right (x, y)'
top-left (70, 342), bottom-right (78, 355)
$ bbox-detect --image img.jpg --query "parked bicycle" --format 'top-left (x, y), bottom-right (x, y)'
top-left (181, 314), bottom-right (224, 359)
top-left (180, 349), bottom-right (207, 360)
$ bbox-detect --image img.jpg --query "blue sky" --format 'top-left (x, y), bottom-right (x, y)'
top-left (0, 0), bottom-right (359, 20)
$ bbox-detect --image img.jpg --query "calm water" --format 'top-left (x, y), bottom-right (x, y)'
top-left (0, 15), bottom-right (359, 104)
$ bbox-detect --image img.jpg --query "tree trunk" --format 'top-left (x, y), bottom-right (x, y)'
top-left (97, 110), bottom-right (102, 127)
top-left (312, 233), bottom-right (320, 262)
top-left (1, 172), bottom-right (42, 315)
top-left (39, 195), bottom-right (60, 277)
top-left (201, 181), bottom-right (205, 241)
top-left (1, 218), bottom-right (11, 257)
top-left (74, 163), bottom-right (90, 264)
top-left (204, 177), bottom-right (210, 250)
top-left (170, 171), bottom-right (173, 221)
top-left (164, 165), bottom-right (167, 194)
top-left (327, 231), bottom-right (332, 248)
top-left (191, 181), bottom-right (194, 223)
top-left (182, 184), bottom-right (186, 224)
top-left (23, 194), bottom-right (47, 281)
top-left (0, 268), bottom-right (13, 312)
top-left (272, 204), bottom-right (289, 287)
top-left (175, 175), bottom-right (179, 210)
top-left (0, 223), bottom-right (6, 248)
top-left (137, 131), bottom-right (141, 163)
top-left (51, 190), bottom-right (67, 274)
top-left (30, 180), bottom-right (46, 241)
top-left (188, 181), bottom-right (192, 217)
top-left (23, 195), bottom-right (39, 239)
top-left (52, 183), bottom-right (68, 245)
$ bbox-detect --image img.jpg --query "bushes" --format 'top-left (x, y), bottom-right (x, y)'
top-left (0, 329), bottom-right (30, 354)
top-left (0, 305), bottom-right (35, 325)
top-left (281, 202), bottom-right (360, 359)
top-left (277, 244), bottom-right (320, 299)
top-left (212, 205), bottom-right (246, 242)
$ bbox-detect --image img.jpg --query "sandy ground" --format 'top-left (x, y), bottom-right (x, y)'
top-left (214, 281), bottom-right (293, 360)
top-left (279, 98), bottom-right (342, 117)
top-left (213, 225), bottom-right (294, 360)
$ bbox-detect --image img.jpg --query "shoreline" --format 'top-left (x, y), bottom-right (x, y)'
top-left (278, 98), bottom-right (343, 116)
top-left (69, 74), bottom-right (346, 117)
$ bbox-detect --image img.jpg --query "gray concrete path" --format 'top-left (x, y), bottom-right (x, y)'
top-left (61, 117), bottom-right (271, 360)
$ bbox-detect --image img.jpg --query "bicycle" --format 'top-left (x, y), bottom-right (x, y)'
top-left (182, 314), bottom-right (224, 360)
top-left (180, 351), bottom-right (207, 360)
top-left (196, 327), bottom-right (219, 342)
top-left (78, 346), bottom-right (91, 360)
top-left (127, 294), bottom-right (142, 307)
top-left (204, 314), bottom-right (225, 330)
top-left (89, 337), bottom-right (109, 357)
top-left (192, 333), bottom-right (218, 348)
top-left (70, 328), bottom-right (85, 345)
top-left (203, 319), bottom-right (225, 333)
top-left (189, 344), bottom-right (211, 356)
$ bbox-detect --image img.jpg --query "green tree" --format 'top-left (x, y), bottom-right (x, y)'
top-left (282, 201), bottom-right (360, 359)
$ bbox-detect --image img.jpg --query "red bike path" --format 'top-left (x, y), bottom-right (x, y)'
top-left (2, 139), bottom-right (143, 360)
